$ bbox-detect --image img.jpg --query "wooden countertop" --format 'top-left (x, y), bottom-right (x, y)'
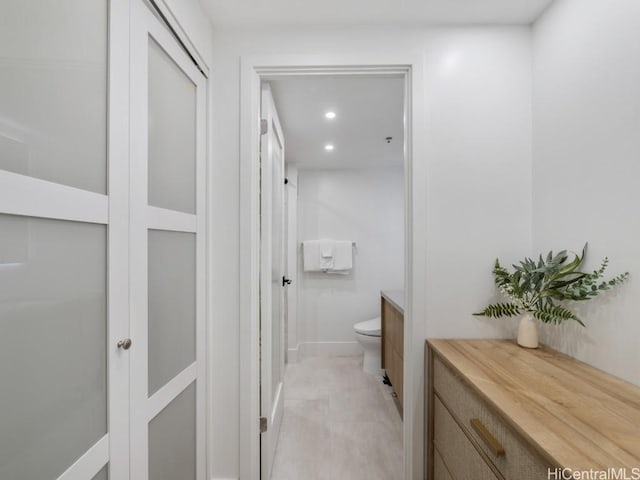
top-left (427, 339), bottom-right (640, 470)
top-left (381, 290), bottom-right (404, 313)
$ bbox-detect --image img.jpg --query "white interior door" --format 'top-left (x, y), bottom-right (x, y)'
top-left (0, 1), bottom-right (129, 479)
top-left (130, 2), bottom-right (207, 479)
top-left (260, 83), bottom-right (286, 479)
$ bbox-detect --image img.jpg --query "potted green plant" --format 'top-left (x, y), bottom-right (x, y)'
top-left (474, 244), bottom-right (629, 348)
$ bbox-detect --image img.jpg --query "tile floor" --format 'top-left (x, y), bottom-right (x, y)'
top-left (270, 355), bottom-right (403, 480)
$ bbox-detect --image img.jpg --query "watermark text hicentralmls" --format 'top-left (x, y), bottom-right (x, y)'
top-left (548, 468), bottom-right (640, 480)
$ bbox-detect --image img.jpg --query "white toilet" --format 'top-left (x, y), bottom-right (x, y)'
top-left (353, 317), bottom-right (382, 375)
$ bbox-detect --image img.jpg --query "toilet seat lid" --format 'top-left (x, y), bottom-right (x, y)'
top-left (354, 317), bottom-right (381, 336)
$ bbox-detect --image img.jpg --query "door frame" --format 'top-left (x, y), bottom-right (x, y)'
top-left (239, 53), bottom-right (428, 480)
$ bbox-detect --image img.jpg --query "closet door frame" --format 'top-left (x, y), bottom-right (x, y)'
top-left (129, 1), bottom-right (207, 479)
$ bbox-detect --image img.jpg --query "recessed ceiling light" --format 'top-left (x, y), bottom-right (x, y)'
top-left (324, 144), bottom-right (334, 151)
top-left (325, 111), bottom-right (336, 119)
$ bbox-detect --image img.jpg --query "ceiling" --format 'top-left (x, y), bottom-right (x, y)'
top-left (201, 0), bottom-right (554, 29)
top-left (267, 76), bottom-right (404, 170)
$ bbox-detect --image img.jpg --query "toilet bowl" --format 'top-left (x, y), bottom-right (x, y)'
top-left (353, 317), bottom-right (382, 375)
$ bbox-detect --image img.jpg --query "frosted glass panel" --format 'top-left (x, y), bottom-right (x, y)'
top-left (0, 0), bottom-right (107, 193)
top-left (149, 382), bottom-right (196, 480)
top-left (148, 230), bottom-right (196, 395)
top-left (0, 214), bottom-right (107, 480)
top-left (148, 37), bottom-right (196, 213)
top-left (92, 464), bottom-right (108, 480)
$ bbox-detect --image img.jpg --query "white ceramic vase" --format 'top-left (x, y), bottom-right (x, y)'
top-left (517, 312), bottom-right (539, 349)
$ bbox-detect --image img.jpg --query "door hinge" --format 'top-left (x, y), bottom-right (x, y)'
top-left (260, 118), bottom-right (268, 135)
top-left (259, 416), bottom-right (268, 433)
top-left (284, 177), bottom-right (289, 185)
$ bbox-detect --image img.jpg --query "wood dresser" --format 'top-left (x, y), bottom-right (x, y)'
top-left (381, 290), bottom-right (404, 414)
top-left (426, 339), bottom-right (640, 480)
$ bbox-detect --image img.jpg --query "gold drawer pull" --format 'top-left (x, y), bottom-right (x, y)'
top-left (470, 418), bottom-right (505, 456)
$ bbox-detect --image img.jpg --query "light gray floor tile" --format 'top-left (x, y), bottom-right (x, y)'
top-left (271, 355), bottom-right (403, 480)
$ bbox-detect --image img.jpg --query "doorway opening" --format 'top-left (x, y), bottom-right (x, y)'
top-left (264, 74), bottom-right (405, 480)
top-left (239, 58), bottom-right (419, 480)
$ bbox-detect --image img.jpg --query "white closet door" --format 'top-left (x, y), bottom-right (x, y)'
top-left (129, 2), bottom-right (207, 480)
top-left (259, 83), bottom-right (286, 480)
top-left (0, 1), bottom-right (129, 479)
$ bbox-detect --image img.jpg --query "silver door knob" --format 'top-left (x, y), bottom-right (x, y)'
top-left (117, 338), bottom-right (132, 350)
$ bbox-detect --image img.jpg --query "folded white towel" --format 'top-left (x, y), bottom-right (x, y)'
top-left (303, 239), bottom-right (352, 272)
top-left (319, 257), bottom-right (334, 270)
top-left (330, 240), bottom-right (353, 272)
top-left (319, 239), bottom-right (335, 258)
top-left (318, 239), bottom-right (335, 270)
top-left (302, 240), bottom-right (319, 271)
top-left (303, 240), bottom-right (334, 271)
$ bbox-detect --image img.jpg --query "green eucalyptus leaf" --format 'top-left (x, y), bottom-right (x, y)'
top-left (474, 243), bottom-right (629, 327)
top-left (473, 303), bottom-right (521, 318)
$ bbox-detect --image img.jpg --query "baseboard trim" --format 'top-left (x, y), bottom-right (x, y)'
top-left (298, 341), bottom-right (363, 358)
top-left (211, 477), bottom-right (238, 480)
top-left (287, 344), bottom-right (299, 363)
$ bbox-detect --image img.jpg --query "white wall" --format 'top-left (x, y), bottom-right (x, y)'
top-left (421, 29), bottom-right (533, 340)
top-left (295, 167), bottom-right (404, 355)
top-left (210, 25), bottom-right (533, 479)
top-left (532, 0), bottom-right (640, 385)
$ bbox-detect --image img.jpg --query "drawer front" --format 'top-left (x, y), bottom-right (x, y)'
top-left (434, 396), bottom-right (500, 480)
top-left (433, 356), bottom-right (551, 480)
top-left (434, 448), bottom-right (455, 480)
